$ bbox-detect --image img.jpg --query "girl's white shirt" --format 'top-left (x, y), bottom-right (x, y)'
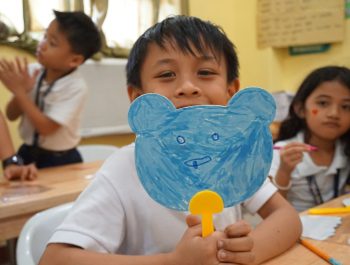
top-left (269, 131), bottom-right (349, 212)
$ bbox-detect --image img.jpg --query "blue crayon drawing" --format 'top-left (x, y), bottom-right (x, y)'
top-left (128, 87), bottom-right (276, 211)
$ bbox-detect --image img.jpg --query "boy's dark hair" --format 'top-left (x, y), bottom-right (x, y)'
top-left (277, 65), bottom-right (350, 157)
top-left (126, 15), bottom-right (239, 89)
top-left (53, 10), bottom-right (101, 60)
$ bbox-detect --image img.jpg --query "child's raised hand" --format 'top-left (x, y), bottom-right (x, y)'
top-left (0, 57), bottom-right (39, 95)
top-left (171, 214), bottom-right (226, 265)
top-left (217, 220), bottom-right (255, 264)
top-left (278, 142), bottom-right (312, 174)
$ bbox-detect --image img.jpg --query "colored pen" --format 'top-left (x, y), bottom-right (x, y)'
top-left (300, 239), bottom-right (342, 265)
top-left (308, 206), bottom-right (350, 215)
top-left (273, 145), bottom-right (318, 151)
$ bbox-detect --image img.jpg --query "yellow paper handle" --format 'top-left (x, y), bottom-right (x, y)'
top-left (189, 190), bottom-right (224, 237)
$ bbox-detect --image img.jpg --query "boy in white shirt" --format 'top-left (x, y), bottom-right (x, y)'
top-left (40, 15), bottom-right (301, 265)
top-left (0, 10), bottom-right (101, 168)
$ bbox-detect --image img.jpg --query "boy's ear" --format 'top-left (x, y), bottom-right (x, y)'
top-left (293, 102), bottom-right (305, 118)
top-left (127, 85), bottom-right (143, 102)
top-left (228, 79), bottom-right (240, 98)
top-left (69, 54), bottom-right (85, 68)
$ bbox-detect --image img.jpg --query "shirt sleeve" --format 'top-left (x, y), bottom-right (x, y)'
top-left (48, 171), bottom-right (126, 253)
top-left (268, 149), bottom-right (281, 178)
top-left (243, 178), bottom-right (277, 214)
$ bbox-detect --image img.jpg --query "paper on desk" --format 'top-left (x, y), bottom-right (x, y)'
top-left (301, 215), bottom-right (342, 241)
top-left (0, 184), bottom-right (50, 203)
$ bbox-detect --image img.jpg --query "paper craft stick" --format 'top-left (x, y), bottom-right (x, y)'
top-left (308, 206), bottom-right (350, 215)
top-left (273, 145), bottom-right (317, 151)
top-left (300, 239), bottom-right (342, 265)
top-left (189, 190), bottom-right (224, 237)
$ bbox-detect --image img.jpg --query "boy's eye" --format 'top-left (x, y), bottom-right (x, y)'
top-left (176, 135), bottom-right (186, 144)
top-left (49, 40), bottom-right (57, 46)
top-left (156, 71), bottom-right (175, 79)
top-left (342, 103), bottom-right (350, 111)
top-left (211, 133), bottom-right (219, 141)
top-left (198, 69), bottom-right (216, 76)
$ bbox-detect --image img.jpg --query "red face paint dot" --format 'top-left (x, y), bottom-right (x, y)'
top-left (311, 109), bottom-right (318, 115)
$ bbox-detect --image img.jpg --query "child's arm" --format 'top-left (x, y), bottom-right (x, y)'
top-left (0, 111), bottom-right (16, 159)
top-left (6, 97), bottom-right (23, 121)
top-left (10, 89), bottom-right (60, 135)
top-left (218, 192), bottom-right (302, 265)
top-left (39, 215), bottom-right (225, 265)
top-left (0, 111), bottom-right (37, 180)
top-left (0, 58), bottom-right (58, 134)
top-left (274, 142), bottom-right (311, 196)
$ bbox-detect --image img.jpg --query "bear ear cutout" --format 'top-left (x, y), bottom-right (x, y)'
top-left (227, 87), bottom-right (276, 123)
top-left (128, 93), bottom-right (176, 133)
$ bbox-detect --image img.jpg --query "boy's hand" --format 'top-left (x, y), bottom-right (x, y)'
top-left (278, 142), bottom-right (311, 174)
top-left (4, 163), bottom-right (38, 181)
top-left (0, 57), bottom-right (39, 95)
top-left (172, 214), bottom-right (225, 265)
top-left (218, 220), bottom-right (255, 264)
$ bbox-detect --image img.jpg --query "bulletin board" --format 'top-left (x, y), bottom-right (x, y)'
top-left (257, 0), bottom-right (345, 48)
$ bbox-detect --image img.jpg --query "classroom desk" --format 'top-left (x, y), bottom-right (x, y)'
top-left (263, 194), bottom-right (350, 265)
top-left (0, 160), bottom-right (103, 242)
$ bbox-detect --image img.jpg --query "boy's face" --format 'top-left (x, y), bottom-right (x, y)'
top-left (36, 20), bottom-right (83, 71)
top-left (129, 41), bottom-right (239, 108)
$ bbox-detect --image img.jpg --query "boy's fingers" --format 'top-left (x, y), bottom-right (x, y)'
top-left (224, 220), bottom-right (251, 237)
top-left (28, 165), bottom-right (38, 180)
top-left (20, 167), bottom-right (27, 182)
top-left (218, 236), bottom-right (254, 252)
top-left (186, 214), bottom-right (201, 227)
top-left (217, 248), bottom-right (255, 264)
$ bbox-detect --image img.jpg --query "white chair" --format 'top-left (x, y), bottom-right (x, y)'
top-left (16, 202), bottom-right (73, 265)
top-left (77, 144), bottom-right (118, 162)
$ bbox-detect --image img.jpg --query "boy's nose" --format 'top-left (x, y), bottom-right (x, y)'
top-left (38, 39), bottom-right (47, 50)
top-left (176, 81), bottom-right (201, 97)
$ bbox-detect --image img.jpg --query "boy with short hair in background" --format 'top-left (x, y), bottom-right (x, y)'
top-left (0, 10), bottom-right (101, 168)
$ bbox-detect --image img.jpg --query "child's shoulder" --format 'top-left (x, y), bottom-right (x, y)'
top-left (100, 143), bottom-right (135, 170)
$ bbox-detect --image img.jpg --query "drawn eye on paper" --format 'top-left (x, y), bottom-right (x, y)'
top-left (128, 87), bottom-right (276, 211)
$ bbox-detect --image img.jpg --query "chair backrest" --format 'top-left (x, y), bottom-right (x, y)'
top-left (16, 202), bottom-right (73, 265)
top-left (77, 144), bottom-right (118, 162)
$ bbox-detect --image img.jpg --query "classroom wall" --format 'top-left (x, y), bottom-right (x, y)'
top-left (1, 0), bottom-right (349, 151)
top-left (189, 0), bottom-right (350, 92)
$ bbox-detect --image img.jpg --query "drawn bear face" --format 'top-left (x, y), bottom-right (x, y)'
top-left (129, 87), bottom-right (276, 211)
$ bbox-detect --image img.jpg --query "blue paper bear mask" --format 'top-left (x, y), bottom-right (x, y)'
top-left (128, 87), bottom-right (276, 211)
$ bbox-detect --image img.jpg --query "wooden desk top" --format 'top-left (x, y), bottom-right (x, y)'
top-left (263, 240), bottom-right (350, 265)
top-left (0, 160), bottom-right (103, 241)
top-left (301, 194), bottom-right (350, 246)
top-left (263, 194), bottom-right (350, 264)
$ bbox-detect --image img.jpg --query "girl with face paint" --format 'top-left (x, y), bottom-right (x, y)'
top-left (269, 66), bottom-right (350, 212)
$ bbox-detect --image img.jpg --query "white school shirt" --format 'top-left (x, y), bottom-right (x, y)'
top-left (19, 63), bottom-right (88, 151)
top-left (49, 143), bottom-right (277, 254)
top-left (269, 131), bottom-right (350, 212)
